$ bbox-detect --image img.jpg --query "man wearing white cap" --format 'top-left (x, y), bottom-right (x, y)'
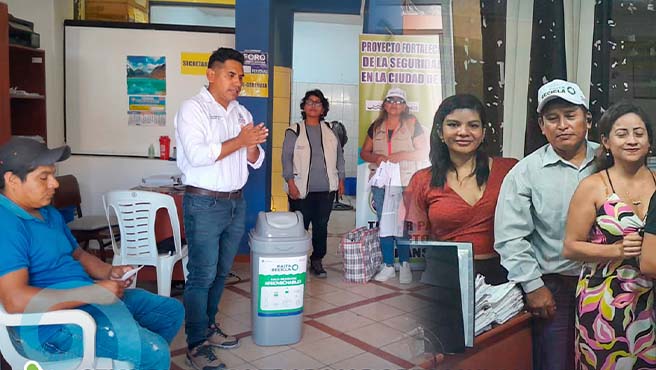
top-left (494, 79), bottom-right (598, 370)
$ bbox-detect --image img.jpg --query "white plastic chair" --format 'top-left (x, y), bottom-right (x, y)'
top-left (0, 303), bottom-right (132, 370)
top-left (103, 190), bottom-right (188, 297)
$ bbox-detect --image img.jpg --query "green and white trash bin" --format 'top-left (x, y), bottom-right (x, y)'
top-left (250, 211), bottom-right (311, 346)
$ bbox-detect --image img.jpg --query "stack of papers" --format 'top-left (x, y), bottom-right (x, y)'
top-left (474, 274), bottom-right (524, 335)
top-left (9, 86), bottom-right (44, 98)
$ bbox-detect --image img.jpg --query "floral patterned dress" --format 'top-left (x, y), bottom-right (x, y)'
top-left (576, 192), bottom-right (656, 370)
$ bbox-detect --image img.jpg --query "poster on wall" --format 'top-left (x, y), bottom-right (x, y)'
top-left (126, 55), bottom-right (167, 126)
top-left (241, 50), bottom-right (269, 98)
top-left (356, 34), bottom-right (442, 254)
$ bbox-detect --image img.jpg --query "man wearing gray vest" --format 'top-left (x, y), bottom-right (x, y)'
top-left (282, 89), bottom-right (345, 278)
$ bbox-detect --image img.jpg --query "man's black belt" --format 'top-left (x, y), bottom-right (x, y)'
top-left (185, 185), bottom-right (243, 199)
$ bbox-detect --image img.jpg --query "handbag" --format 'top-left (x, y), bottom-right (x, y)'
top-left (339, 227), bottom-right (383, 283)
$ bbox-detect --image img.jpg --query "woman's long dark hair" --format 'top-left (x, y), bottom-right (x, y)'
top-left (595, 101), bottom-right (654, 172)
top-left (430, 94), bottom-right (489, 188)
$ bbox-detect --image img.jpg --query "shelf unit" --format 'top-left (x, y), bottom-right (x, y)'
top-left (0, 3), bottom-right (9, 144)
top-left (0, 2), bottom-right (47, 144)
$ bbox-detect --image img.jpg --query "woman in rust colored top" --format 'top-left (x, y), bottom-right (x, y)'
top-left (404, 94), bottom-right (517, 284)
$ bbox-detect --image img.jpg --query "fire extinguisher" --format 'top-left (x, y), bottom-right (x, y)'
top-left (159, 135), bottom-right (171, 160)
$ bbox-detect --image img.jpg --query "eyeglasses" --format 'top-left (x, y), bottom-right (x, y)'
top-left (385, 97), bottom-right (406, 105)
top-left (305, 101), bottom-right (323, 108)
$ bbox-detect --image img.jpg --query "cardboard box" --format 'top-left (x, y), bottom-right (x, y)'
top-left (84, 0), bottom-right (149, 23)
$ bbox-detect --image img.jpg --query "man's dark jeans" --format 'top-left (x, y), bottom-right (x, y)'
top-left (532, 274), bottom-right (577, 370)
top-left (183, 193), bottom-right (246, 348)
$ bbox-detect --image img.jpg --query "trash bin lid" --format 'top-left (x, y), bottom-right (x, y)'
top-left (250, 211), bottom-right (310, 253)
top-left (265, 212), bottom-right (300, 230)
top-left (251, 211), bottom-right (308, 239)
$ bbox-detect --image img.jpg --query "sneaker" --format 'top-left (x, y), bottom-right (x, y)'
top-left (186, 342), bottom-right (226, 370)
top-left (207, 324), bottom-right (240, 349)
top-left (374, 265), bottom-right (396, 282)
top-left (399, 261), bottom-right (412, 284)
top-left (310, 259), bottom-right (327, 278)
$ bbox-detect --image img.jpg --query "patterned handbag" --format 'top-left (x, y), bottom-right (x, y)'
top-left (339, 227), bottom-right (383, 283)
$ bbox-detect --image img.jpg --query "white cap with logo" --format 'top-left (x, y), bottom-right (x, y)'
top-left (537, 79), bottom-right (588, 113)
top-left (385, 87), bottom-right (407, 101)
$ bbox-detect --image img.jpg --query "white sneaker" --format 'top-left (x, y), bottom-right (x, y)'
top-left (374, 265), bottom-right (396, 282)
top-left (399, 262), bottom-right (412, 284)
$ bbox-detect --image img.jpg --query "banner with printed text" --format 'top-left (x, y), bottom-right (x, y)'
top-left (356, 34), bottom-right (442, 265)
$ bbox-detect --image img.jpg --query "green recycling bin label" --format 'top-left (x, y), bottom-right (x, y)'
top-left (257, 256), bottom-right (307, 317)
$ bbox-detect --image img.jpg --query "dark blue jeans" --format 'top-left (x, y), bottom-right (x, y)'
top-left (15, 288), bottom-right (184, 369)
top-left (183, 193), bottom-right (246, 348)
top-left (532, 274), bottom-right (577, 370)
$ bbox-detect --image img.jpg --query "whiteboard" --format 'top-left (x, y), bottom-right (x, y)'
top-left (65, 23), bottom-right (235, 156)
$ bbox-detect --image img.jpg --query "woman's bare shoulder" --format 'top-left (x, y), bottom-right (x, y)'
top-left (574, 173), bottom-right (608, 207)
top-left (578, 172), bottom-right (605, 190)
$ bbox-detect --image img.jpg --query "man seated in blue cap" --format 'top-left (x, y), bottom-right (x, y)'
top-left (0, 137), bottom-right (184, 369)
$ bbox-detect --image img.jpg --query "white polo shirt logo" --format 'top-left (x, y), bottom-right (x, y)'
top-left (238, 112), bottom-right (246, 126)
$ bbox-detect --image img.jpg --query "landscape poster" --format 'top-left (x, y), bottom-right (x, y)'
top-left (126, 55), bottom-right (166, 126)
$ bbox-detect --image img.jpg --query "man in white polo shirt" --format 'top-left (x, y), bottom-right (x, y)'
top-left (175, 47), bottom-right (268, 370)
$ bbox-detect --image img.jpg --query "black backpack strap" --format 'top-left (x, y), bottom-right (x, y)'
top-left (286, 122), bottom-right (301, 136)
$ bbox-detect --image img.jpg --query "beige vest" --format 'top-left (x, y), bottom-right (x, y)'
top-left (369, 118), bottom-right (426, 186)
top-left (284, 121), bottom-right (339, 199)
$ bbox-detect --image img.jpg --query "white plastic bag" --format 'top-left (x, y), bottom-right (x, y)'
top-left (379, 185), bottom-right (404, 237)
top-left (368, 161), bottom-right (402, 188)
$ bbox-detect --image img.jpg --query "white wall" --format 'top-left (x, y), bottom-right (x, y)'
top-left (5, 1), bottom-right (184, 216)
top-left (58, 156), bottom-right (181, 215)
top-left (292, 15), bottom-right (360, 85)
top-left (8, 4), bottom-right (362, 212)
top-left (292, 14), bottom-right (362, 178)
top-left (5, 0), bottom-right (71, 146)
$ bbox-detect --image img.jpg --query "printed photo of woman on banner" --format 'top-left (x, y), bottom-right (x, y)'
top-left (356, 34), bottom-right (441, 270)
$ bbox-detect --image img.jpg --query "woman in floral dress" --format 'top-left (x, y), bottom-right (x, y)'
top-left (564, 101), bottom-right (656, 370)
